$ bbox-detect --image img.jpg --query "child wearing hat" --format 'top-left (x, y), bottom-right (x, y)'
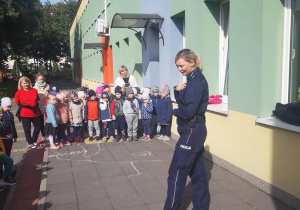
top-left (140, 89), bottom-right (153, 141)
top-left (78, 91), bottom-right (87, 138)
top-left (81, 83), bottom-right (89, 94)
top-left (84, 90), bottom-right (101, 141)
top-left (69, 91), bottom-right (85, 142)
top-left (1, 97), bottom-right (18, 143)
top-left (102, 84), bottom-right (115, 102)
top-left (44, 94), bottom-right (60, 150)
top-left (56, 93), bottom-right (72, 147)
top-left (150, 86), bottom-right (161, 137)
top-left (132, 87), bottom-right (143, 137)
top-left (96, 85), bottom-right (103, 99)
top-left (113, 86), bottom-right (126, 143)
top-left (157, 85), bottom-right (173, 141)
top-left (0, 106), bottom-right (17, 186)
top-left (100, 92), bottom-right (115, 142)
top-left (123, 87), bottom-right (141, 141)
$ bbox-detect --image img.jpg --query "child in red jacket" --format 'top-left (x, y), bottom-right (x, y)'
top-left (84, 90), bottom-right (101, 141)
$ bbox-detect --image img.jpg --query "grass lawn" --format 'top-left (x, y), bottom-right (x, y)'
top-left (0, 79), bottom-right (18, 98)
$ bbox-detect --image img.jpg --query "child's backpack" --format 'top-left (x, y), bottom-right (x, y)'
top-left (273, 102), bottom-right (300, 126)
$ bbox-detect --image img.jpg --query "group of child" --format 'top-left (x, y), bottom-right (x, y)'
top-left (44, 82), bottom-right (173, 147)
top-left (0, 82), bottom-right (173, 186)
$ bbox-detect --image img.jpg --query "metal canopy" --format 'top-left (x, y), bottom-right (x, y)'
top-left (84, 43), bottom-right (107, 49)
top-left (111, 13), bottom-right (163, 28)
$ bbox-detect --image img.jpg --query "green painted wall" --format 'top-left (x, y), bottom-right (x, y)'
top-left (70, 0), bottom-right (286, 117)
top-left (229, 0), bottom-right (263, 115)
top-left (170, 0), bottom-right (220, 96)
top-left (260, 0), bottom-right (284, 116)
top-left (199, 2), bottom-right (220, 96)
top-left (107, 0), bottom-right (142, 87)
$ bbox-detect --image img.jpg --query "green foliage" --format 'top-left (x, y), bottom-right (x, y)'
top-left (0, 79), bottom-right (18, 98)
top-left (12, 61), bottom-right (17, 76)
top-left (0, 0), bottom-right (77, 73)
top-left (52, 62), bottom-right (59, 72)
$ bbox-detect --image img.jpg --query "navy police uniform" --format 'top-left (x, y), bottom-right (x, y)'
top-left (164, 67), bottom-right (210, 210)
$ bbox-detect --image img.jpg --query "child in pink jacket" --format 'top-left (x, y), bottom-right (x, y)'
top-left (56, 93), bottom-right (72, 147)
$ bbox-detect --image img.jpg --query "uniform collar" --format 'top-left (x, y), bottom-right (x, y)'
top-left (187, 67), bottom-right (200, 81)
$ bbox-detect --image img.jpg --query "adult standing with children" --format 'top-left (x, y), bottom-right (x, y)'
top-left (33, 73), bottom-right (49, 143)
top-left (164, 49), bottom-right (210, 210)
top-left (15, 76), bottom-right (41, 149)
top-left (114, 65), bottom-right (138, 88)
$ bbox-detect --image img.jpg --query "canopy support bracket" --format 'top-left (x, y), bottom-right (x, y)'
top-left (129, 28), bottom-right (147, 49)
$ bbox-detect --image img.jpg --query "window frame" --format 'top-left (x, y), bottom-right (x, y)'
top-left (281, 0), bottom-right (292, 104)
top-left (218, 0), bottom-right (230, 96)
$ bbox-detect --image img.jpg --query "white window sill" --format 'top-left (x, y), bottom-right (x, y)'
top-left (207, 103), bottom-right (228, 115)
top-left (256, 116), bottom-right (300, 133)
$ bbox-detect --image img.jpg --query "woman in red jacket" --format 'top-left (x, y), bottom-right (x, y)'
top-left (15, 76), bottom-right (41, 149)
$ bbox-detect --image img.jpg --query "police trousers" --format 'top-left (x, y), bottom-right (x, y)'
top-left (164, 121), bottom-right (210, 210)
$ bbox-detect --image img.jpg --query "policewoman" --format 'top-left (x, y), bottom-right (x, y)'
top-left (164, 49), bottom-right (210, 210)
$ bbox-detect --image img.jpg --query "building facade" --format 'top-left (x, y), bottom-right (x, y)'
top-left (70, 0), bottom-right (300, 208)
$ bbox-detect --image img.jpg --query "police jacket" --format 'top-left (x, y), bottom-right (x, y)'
top-left (173, 67), bottom-right (209, 121)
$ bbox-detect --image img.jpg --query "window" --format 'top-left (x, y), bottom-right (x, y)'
top-left (219, 1), bottom-right (230, 95)
top-left (282, 0), bottom-right (300, 103)
top-left (207, 0), bottom-right (229, 115)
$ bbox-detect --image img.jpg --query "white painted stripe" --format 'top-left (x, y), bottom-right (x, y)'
top-left (171, 170), bottom-right (180, 208)
top-left (186, 128), bottom-right (193, 144)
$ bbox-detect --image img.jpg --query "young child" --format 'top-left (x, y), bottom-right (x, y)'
top-left (81, 83), bottom-right (89, 94)
top-left (132, 87), bottom-right (143, 137)
top-left (100, 92), bottom-right (115, 142)
top-left (96, 84), bottom-right (103, 99)
top-left (44, 94), bottom-right (60, 150)
top-left (84, 90), bottom-right (101, 141)
top-left (56, 93), bottom-right (72, 147)
top-left (123, 87), bottom-right (141, 141)
top-left (140, 90), bottom-right (153, 141)
top-left (150, 86), bottom-right (161, 137)
top-left (78, 91), bottom-right (87, 139)
top-left (0, 106), bottom-right (17, 186)
top-left (102, 84), bottom-right (115, 101)
top-left (0, 107), bottom-right (17, 186)
top-left (1, 97), bottom-right (18, 143)
top-left (113, 86), bottom-right (126, 143)
top-left (69, 91), bottom-right (84, 143)
top-left (157, 85), bottom-right (173, 140)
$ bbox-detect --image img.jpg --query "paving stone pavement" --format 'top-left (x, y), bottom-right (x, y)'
top-left (41, 137), bottom-right (295, 210)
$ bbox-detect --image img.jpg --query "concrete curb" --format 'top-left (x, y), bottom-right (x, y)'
top-left (3, 150), bottom-right (28, 210)
top-left (37, 147), bottom-right (49, 210)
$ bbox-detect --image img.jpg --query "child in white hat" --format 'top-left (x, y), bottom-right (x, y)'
top-left (140, 89), bottom-right (153, 141)
top-left (157, 85), bottom-right (173, 140)
top-left (1, 97), bottom-right (18, 143)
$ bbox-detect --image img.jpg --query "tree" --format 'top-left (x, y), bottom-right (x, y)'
top-left (0, 0), bottom-right (77, 74)
top-left (37, 0), bottom-right (77, 74)
top-left (12, 61), bottom-right (17, 76)
top-left (0, 0), bottom-right (18, 69)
